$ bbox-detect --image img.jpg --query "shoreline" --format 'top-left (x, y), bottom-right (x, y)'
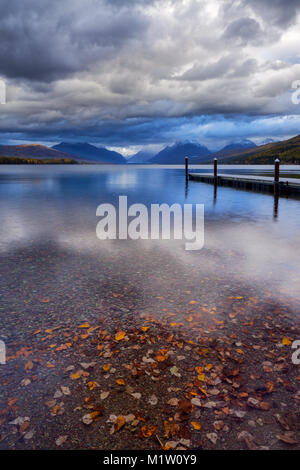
top-left (0, 241), bottom-right (299, 450)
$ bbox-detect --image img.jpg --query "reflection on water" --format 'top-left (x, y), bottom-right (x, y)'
top-left (0, 164), bottom-right (299, 329)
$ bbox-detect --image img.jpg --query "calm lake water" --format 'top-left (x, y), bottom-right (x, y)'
top-left (0, 164), bottom-right (300, 339)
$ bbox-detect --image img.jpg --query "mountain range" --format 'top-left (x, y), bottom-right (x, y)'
top-left (149, 141), bottom-right (212, 164)
top-left (127, 149), bottom-right (156, 164)
top-left (52, 142), bottom-right (126, 163)
top-left (0, 144), bottom-right (78, 161)
top-left (1, 135), bottom-right (300, 164)
top-left (203, 135), bottom-right (300, 164)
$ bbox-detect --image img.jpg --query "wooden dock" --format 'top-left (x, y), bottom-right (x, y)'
top-left (188, 172), bottom-right (300, 197)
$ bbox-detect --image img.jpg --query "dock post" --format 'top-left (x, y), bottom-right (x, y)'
top-left (274, 158), bottom-right (280, 183)
top-left (214, 158), bottom-right (218, 179)
top-left (185, 156), bottom-right (189, 180)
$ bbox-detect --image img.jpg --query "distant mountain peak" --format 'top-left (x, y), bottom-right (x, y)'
top-left (150, 141), bottom-right (211, 164)
top-left (221, 139), bottom-right (256, 151)
top-left (127, 149), bottom-right (156, 164)
top-left (52, 142), bottom-right (126, 164)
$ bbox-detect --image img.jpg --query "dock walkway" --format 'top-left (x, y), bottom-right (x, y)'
top-left (188, 172), bottom-right (300, 196)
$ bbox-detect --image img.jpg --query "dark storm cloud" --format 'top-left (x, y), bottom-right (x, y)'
top-left (1, 0), bottom-right (300, 147)
top-left (0, 0), bottom-right (149, 81)
top-left (246, 0), bottom-right (300, 28)
top-left (223, 17), bottom-right (263, 45)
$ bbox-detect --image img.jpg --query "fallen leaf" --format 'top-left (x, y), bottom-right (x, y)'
top-left (148, 394), bottom-right (158, 406)
top-left (282, 337), bottom-right (292, 346)
top-left (19, 421), bottom-right (30, 433)
top-left (164, 420), bottom-right (179, 438)
top-left (168, 398), bottom-right (179, 406)
top-left (24, 360), bottom-right (34, 371)
top-left (56, 435), bottom-right (68, 446)
top-left (100, 391), bottom-right (110, 400)
top-left (140, 425), bottom-right (157, 438)
top-left (115, 416), bottom-right (126, 432)
top-left (206, 432), bottom-right (218, 444)
top-left (277, 433), bottom-right (297, 445)
top-left (87, 381), bottom-right (97, 391)
top-left (115, 331), bottom-right (126, 341)
top-left (170, 366), bottom-right (181, 377)
top-left (191, 421), bottom-right (202, 430)
top-left (116, 378), bottom-right (125, 386)
top-left (70, 372), bottom-right (81, 380)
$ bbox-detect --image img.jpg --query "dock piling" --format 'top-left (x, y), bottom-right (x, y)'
top-left (214, 158), bottom-right (218, 179)
top-left (185, 156), bottom-right (189, 180)
top-left (274, 158), bottom-right (280, 183)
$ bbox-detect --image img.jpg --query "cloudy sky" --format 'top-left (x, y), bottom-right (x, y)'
top-left (1, 0), bottom-right (300, 152)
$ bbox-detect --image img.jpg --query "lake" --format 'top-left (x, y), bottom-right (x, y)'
top-left (0, 165), bottom-right (300, 321)
top-left (0, 164), bottom-right (300, 450)
top-left (0, 163), bottom-right (299, 335)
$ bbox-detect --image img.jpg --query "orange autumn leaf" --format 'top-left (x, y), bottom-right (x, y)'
top-left (90, 411), bottom-right (101, 420)
top-left (115, 331), bottom-right (126, 341)
top-left (156, 349), bottom-right (168, 362)
top-left (102, 363), bottom-right (111, 372)
top-left (191, 421), bottom-right (202, 430)
top-left (266, 381), bottom-right (274, 393)
top-left (164, 420), bottom-right (179, 438)
top-left (70, 371), bottom-right (81, 380)
top-left (55, 342), bottom-right (72, 351)
top-left (20, 421), bottom-right (30, 433)
top-left (24, 360), bottom-right (33, 371)
top-left (8, 397), bottom-right (18, 407)
top-left (115, 416), bottom-right (126, 431)
top-left (116, 378), bottom-right (125, 386)
top-left (87, 381), bottom-right (97, 390)
top-left (189, 300), bottom-right (197, 304)
top-left (79, 322), bottom-right (90, 328)
top-left (141, 326), bottom-right (149, 332)
top-left (164, 443), bottom-right (173, 450)
top-left (141, 425), bottom-right (157, 438)
top-left (282, 337), bottom-right (292, 346)
top-left (197, 373), bottom-right (205, 381)
top-left (40, 298), bottom-right (50, 303)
